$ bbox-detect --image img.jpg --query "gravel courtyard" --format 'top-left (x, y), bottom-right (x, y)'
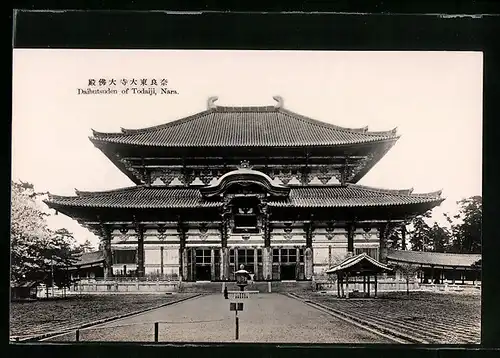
top-left (44, 293), bottom-right (393, 343)
top-left (10, 294), bottom-right (198, 340)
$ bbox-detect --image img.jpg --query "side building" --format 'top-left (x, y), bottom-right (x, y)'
top-left (44, 97), bottom-right (444, 282)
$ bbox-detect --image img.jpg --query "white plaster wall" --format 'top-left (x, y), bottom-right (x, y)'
top-left (313, 247), bottom-right (329, 267)
top-left (227, 233), bottom-right (264, 248)
top-left (313, 228), bottom-right (348, 245)
top-left (271, 227), bottom-right (306, 246)
top-left (164, 248), bottom-right (180, 266)
top-left (145, 247), bottom-right (161, 265)
top-left (330, 247), bottom-right (348, 264)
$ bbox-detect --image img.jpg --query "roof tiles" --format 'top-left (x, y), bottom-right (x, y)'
top-left (44, 184), bottom-right (443, 210)
top-left (90, 106), bottom-right (399, 148)
top-left (386, 249), bottom-right (481, 268)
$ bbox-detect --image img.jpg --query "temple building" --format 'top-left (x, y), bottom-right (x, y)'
top-left (44, 96), bottom-right (444, 282)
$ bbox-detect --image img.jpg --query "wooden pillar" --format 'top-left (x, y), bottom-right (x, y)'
top-left (178, 218), bottom-right (187, 280)
top-left (234, 248), bottom-right (239, 273)
top-left (182, 248), bottom-right (188, 280)
top-left (305, 247), bottom-right (313, 280)
top-left (431, 266), bottom-right (435, 284)
top-left (219, 248), bottom-right (224, 280)
top-left (452, 267), bottom-right (456, 284)
top-left (374, 274), bottom-right (378, 297)
top-left (160, 246), bottom-right (164, 278)
top-left (363, 274), bottom-right (366, 294)
top-left (347, 223), bottom-right (355, 256)
top-left (100, 223), bottom-right (113, 279)
top-left (210, 248), bottom-right (216, 281)
top-left (462, 269), bottom-right (465, 284)
top-left (378, 223), bottom-right (389, 263)
top-left (304, 221), bottom-right (314, 280)
top-left (295, 247), bottom-right (300, 280)
top-left (367, 275), bottom-right (371, 297)
top-left (345, 272), bottom-right (350, 298)
top-left (135, 223), bottom-right (145, 277)
top-left (401, 224), bottom-right (407, 250)
top-left (337, 273), bottom-right (341, 298)
top-left (191, 249), bottom-right (196, 281)
top-left (441, 267), bottom-right (445, 284)
top-left (254, 247), bottom-right (259, 279)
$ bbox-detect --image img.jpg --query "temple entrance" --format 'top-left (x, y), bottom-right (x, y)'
top-left (280, 264), bottom-right (297, 280)
top-left (272, 248), bottom-right (305, 280)
top-left (229, 248), bottom-right (261, 280)
top-left (195, 265), bottom-right (211, 281)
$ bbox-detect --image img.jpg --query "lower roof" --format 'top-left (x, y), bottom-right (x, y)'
top-left (386, 249), bottom-right (481, 268)
top-left (69, 251), bottom-right (105, 268)
top-left (44, 184), bottom-right (443, 210)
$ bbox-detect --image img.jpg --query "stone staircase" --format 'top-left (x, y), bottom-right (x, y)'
top-left (271, 280), bottom-right (315, 293)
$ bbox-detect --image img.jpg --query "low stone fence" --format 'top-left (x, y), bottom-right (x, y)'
top-left (314, 279), bottom-right (481, 295)
top-left (419, 283), bottom-right (481, 294)
top-left (314, 278), bottom-right (420, 293)
top-left (36, 281), bottom-right (179, 297)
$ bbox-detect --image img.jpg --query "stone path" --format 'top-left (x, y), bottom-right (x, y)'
top-left (44, 293), bottom-right (393, 343)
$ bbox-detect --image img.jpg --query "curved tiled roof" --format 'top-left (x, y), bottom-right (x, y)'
top-left (325, 253), bottom-right (392, 274)
top-left (386, 249), bottom-right (481, 268)
top-left (45, 186), bottom-right (222, 209)
top-left (44, 184), bottom-right (443, 210)
top-left (73, 251), bottom-right (104, 267)
top-left (90, 105), bottom-right (399, 148)
top-left (268, 185), bottom-right (444, 208)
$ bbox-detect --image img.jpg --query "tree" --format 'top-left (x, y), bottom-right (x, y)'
top-left (79, 239), bottom-right (96, 253)
top-left (446, 196), bottom-right (482, 254)
top-left (408, 212), bottom-right (433, 252)
top-left (10, 181), bottom-right (52, 282)
top-left (390, 262), bottom-right (421, 296)
top-left (41, 228), bottom-right (82, 292)
top-left (427, 222), bottom-right (452, 252)
top-left (11, 181), bottom-right (82, 288)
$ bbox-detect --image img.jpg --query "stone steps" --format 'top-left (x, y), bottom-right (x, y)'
top-left (178, 281), bottom-right (314, 293)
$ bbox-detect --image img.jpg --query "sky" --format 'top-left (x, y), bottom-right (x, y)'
top-left (12, 50), bottom-right (483, 246)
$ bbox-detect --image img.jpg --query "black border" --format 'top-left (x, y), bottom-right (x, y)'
top-left (10, 8), bottom-right (500, 358)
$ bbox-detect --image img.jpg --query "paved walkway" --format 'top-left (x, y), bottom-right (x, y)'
top-left (44, 293), bottom-right (393, 343)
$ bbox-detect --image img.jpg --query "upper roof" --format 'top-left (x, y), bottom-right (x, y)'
top-left (90, 97), bottom-right (399, 148)
top-left (44, 184), bottom-right (443, 210)
top-left (386, 249), bottom-right (481, 268)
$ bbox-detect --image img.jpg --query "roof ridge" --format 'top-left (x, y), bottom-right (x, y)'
top-left (279, 108), bottom-right (399, 138)
top-left (350, 184), bottom-right (415, 196)
top-left (351, 184), bottom-right (441, 198)
top-left (389, 250), bottom-right (481, 257)
top-left (74, 185), bottom-right (143, 197)
top-left (214, 105), bottom-right (278, 112)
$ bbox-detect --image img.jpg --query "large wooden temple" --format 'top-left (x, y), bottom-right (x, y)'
top-left (44, 96), bottom-right (444, 282)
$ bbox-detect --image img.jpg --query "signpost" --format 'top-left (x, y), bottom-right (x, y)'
top-left (230, 265), bottom-right (250, 340)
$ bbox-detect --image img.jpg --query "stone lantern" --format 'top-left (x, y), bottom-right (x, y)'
top-left (235, 264), bottom-right (250, 291)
